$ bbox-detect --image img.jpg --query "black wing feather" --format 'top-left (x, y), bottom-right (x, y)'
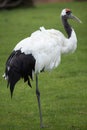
top-left (4, 50), bottom-right (36, 97)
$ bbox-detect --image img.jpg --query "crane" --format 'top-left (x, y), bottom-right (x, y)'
top-left (3, 8), bottom-right (81, 128)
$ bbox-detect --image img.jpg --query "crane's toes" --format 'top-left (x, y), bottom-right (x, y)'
top-left (40, 124), bottom-right (45, 128)
top-left (40, 124), bottom-right (49, 128)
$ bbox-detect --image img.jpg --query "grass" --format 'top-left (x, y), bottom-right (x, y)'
top-left (0, 1), bottom-right (87, 130)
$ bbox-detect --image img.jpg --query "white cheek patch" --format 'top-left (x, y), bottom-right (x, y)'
top-left (61, 9), bottom-right (66, 16)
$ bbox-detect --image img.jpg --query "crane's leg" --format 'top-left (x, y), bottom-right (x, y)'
top-left (36, 74), bottom-right (44, 128)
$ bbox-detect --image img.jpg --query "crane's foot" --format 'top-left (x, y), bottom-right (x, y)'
top-left (40, 123), bottom-right (45, 128)
top-left (40, 124), bottom-right (49, 128)
top-left (41, 125), bottom-right (45, 128)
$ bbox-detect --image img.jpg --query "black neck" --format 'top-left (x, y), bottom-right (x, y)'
top-left (62, 16), bottom-right (72, 38)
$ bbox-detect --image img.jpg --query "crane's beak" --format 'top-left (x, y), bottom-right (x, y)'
top-left (71, 14), bottom-right (82, 23)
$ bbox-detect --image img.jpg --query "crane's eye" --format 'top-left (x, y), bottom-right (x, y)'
top-left (66, 11), bottom-right (71, 15)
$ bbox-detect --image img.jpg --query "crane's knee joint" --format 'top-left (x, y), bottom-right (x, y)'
top-left (36, 89), bottom-right (40, 97)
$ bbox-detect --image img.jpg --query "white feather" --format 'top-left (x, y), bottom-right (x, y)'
top-left (14, 26), bottom-right (77, 73)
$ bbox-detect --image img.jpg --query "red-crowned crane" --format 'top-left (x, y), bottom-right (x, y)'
top-left (3, 8), bottom-right (81, 128)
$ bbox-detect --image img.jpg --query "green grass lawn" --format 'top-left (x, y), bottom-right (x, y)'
top-left (0, 2), bottom-right (87, 130)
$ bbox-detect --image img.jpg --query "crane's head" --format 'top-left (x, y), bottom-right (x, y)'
top-left (61, 8), bottom-right (82, 23)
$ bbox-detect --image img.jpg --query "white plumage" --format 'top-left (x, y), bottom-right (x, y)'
top-left (14, 27), bottom-right (63, 73)
top-left (14, 26), bottom-right (77, 74)
top-left (3, 8), bottom-right (81, 128)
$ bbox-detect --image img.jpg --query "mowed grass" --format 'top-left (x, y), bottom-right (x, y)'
top-left (0, 2), bottom-right (87, 130)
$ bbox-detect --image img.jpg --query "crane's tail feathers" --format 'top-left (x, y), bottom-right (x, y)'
top-left (9, 70), bottom-right (21, 98)
top-left (3, 50), bottom-right (36, 97)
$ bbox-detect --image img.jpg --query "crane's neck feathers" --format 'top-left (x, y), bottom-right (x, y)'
top-left (61, 16), bottom-right (72, 38)
top-left (61, 27), bottom-right (77, 54)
